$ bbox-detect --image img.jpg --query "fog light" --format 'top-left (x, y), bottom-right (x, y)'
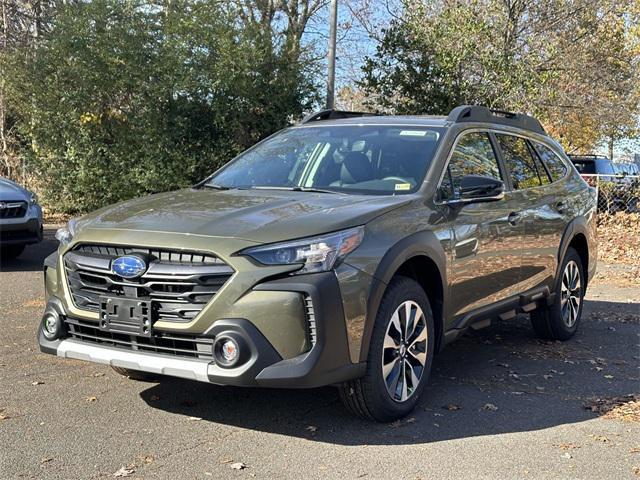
top-left (214, 335), bottom-right (245, 367)
top-left (221, 339), bottom-right (238, 362)
top-left (42, 311), bottom-right (62, 340)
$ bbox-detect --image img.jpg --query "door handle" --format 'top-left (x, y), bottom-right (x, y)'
top-left (508, 211), bottom-right (522, 226)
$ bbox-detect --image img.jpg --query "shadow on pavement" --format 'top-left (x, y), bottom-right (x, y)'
top-left (140, 304), bottom-right (638, 445)
top-left (0, 226), bottom-right (58, 272)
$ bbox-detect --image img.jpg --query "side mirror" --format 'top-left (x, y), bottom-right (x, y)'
top-left (456, 175), bottom-right (504, 203)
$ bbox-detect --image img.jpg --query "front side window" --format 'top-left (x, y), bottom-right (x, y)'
top-left (496, 134), bottom-right (542, 190)
top-left (206, 125), bottom-right (444, 195)
top-left (439, 132), bottom-right (502, 200)
top-left (534, 143), bottom-right (568, 182)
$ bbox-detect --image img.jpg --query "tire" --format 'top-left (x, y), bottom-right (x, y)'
top-left (531, 247), bottom-right (585, 341)
top-left (111, 366), bottom-right (159, 382)
top-left (0, 244), bottom-right (26, 260)
top-left (339, 276), bottom-right (435, 422)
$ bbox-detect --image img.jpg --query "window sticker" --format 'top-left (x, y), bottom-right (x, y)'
top-left (395, 183), bottom-right (412, 191)
top-left (399, 130), bottom-right (429, 137)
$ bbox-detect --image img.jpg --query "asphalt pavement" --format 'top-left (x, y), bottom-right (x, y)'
top-left (1, 227), bottom-right (638, 479)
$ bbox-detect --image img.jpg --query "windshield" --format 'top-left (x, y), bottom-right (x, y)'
top-left (206, 125), bottom-right (444, 195)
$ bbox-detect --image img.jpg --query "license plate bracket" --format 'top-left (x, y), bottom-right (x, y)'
top-left (99, 297), bottom-right (152, 337)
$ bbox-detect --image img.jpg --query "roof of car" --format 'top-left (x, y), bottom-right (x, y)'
top-left (296, 115), bottom-right (449, 127)
top-left (298, 106), bottom-right (548, 136)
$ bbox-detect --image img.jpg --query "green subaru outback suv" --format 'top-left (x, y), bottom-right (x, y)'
top-left (39, 106), bottom-right (597, 421)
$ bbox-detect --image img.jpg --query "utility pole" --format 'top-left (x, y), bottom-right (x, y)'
top-left (326, 0), bottom-right (338, 110)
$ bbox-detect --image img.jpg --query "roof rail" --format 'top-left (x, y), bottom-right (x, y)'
top-left (447, 105), bottom-right (546, 135)
top-left (567, 154), bottom-right (609, 159)
top-left (300, 109), bottom-right (377, 124)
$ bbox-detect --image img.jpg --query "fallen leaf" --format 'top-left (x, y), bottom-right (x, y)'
top-left (444, 404), bottom-right (461, 411)
top-left (305, 425), bottom-right (318, 432)
top-left (557, 443), bottom-right (579, 450)
top-left (41, 457), bottom-right (53, 464)
top-left (629, 447), bottom-right (640, 454)
top-left (85, 396), bottom-right (98, 403)
top-left (482, 403), bottom-right (498, 411)
top-left (230, 462), bottom-right (246, 470)
top-left (31, 381), bottom-right (44, 386)
top-left (405, 417), bottom-right (416, 423)
top-left (113, 466), bottom-right (135, 477)
top-left (92, 372), bottom-right (105, 377)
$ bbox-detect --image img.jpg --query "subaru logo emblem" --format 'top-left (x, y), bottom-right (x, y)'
top-left (111, 255), bottom-right (147, 279)
top-left (0, 202), bottom-right (6, 210)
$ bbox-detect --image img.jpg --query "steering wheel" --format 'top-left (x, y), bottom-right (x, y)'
top-left (382, 176), bottom-right (410, 183)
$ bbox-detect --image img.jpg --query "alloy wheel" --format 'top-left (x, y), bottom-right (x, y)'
top-left (381, 300), bottom-right (428, 402)
top-left (561, 260), bottom-right (582, 328)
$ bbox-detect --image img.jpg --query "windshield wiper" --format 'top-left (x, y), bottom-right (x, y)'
top-left (291, 186), bottom-right (340, 194)
top-left (249, 186), bottom-right (339, 194)
top-left (202, 183), bottom-right (232, 190)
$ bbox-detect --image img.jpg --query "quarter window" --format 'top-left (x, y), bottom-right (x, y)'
top-left (496, 134), bottom-right (542, 190)
top-left (534, 143), bottom-right (568, 182)
top-left (439, 132), bottom-right (502, 200)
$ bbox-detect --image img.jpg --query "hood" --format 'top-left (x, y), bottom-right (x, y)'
top-left (0, 177), bottom-right (29, 201)
top-left (79, 188), bottom-right (411, 244)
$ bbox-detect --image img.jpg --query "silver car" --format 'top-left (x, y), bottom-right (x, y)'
top-left (0, 177), bottom-right (43, 259)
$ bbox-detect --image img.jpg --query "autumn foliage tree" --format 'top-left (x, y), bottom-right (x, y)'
top-left (360, 0), bottom-right (640, 155)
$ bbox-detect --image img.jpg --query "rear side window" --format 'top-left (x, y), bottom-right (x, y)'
top-left (439, 132), bottom-right (502, 200)
top-left (496, 134), bottom-right (542, 190)
top-left (573, 161), bottom-right (595, 174)
top-left (534, 143), bottom-right (568, 181)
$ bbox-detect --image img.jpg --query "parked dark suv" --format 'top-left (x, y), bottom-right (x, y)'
top-left (39, 106), bottom-right (597, 421)
top-left (568, 154), bottom-right (616, 179)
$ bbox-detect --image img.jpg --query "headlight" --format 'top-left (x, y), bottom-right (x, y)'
top-left (241, 226), bottom-right (365, 274)
top-left (28, 192), bottom-right (38, 206)
top-left (55, 219), bottom-right (78, 246)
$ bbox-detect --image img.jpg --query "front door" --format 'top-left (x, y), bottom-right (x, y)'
top-left (438, 131), bottom-right (524, 319)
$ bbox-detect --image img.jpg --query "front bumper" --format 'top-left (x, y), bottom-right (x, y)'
top-left (0, 204), bottom-right (43, 245)
top-left (39, 272), bottom-right (365, 388)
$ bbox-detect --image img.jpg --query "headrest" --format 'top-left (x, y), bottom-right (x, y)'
top-left (341, 151), bottom-right (373, 184)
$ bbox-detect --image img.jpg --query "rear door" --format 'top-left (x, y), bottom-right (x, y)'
top-left (439, 131), bottom-right (524, 318)
top-left (495, 133), bottom-right (569, 293)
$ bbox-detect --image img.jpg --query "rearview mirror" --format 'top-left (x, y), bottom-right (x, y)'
top-left (456, 175), bottom-right (504, 203)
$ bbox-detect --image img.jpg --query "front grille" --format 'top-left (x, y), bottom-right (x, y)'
top-left (64, 244), bottom-right (234, 322)
top-left (0, 201), bottom-right (27, 219)
top-left (65, 317), bottom-right (214, 359)
top-left (304, 295), bottom-right (317, 348)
